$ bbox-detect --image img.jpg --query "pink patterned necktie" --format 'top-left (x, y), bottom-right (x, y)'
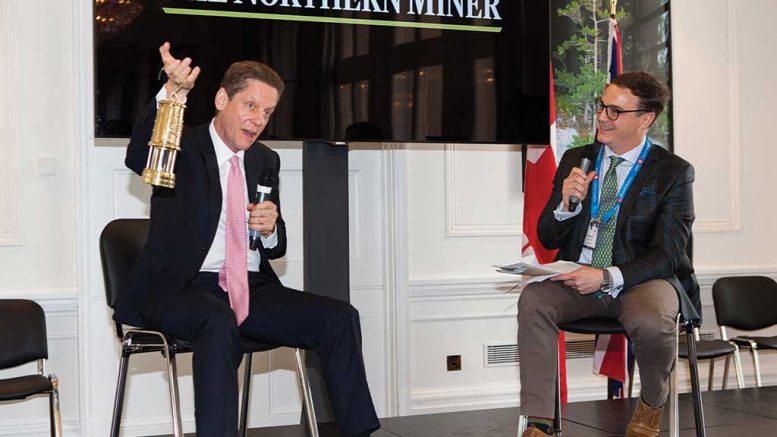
top-left (219, 155), bottom-right (250, 325)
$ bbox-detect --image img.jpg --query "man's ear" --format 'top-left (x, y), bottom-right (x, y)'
top-left (642, 112), bottom-right (657, 129)
top-left (214, 88), bottom-right (228, 111)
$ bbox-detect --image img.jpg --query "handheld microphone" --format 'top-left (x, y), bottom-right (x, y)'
top-left (249, 172), bottom-right (275, 251)
top-left (568, 151), bottom-right (594, 212)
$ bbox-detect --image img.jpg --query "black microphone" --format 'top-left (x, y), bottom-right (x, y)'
top-left (568, 150), bottom-right (595, 212)
top-left (249, 172), bottom-right (275, 251)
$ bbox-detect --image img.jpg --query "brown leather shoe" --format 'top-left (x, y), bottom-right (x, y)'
top-left (626, 397), bottom-right (663, 437)
top-left (521, 426), bottom-right (553, 436)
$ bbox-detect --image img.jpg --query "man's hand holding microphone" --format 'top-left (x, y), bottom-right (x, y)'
top-left (551, 153), bottom-right (607, 295)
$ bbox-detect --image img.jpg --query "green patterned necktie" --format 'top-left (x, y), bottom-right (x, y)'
top-left (591, 156), bottom-right (625, 268)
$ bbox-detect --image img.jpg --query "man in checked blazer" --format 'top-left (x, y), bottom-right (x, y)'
top-left (518, 72), bottom-right (700, 437)
top-left (119, 43), bottom-right (379, 437)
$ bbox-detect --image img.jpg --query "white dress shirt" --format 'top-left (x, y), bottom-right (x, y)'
top-left (200, 122), bottom-right (278, 273)
top-left (153, 87), bottom-right (277, 273)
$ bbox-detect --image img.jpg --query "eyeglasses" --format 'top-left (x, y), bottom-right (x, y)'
top-left (596, 99), bottom-right (649, 121)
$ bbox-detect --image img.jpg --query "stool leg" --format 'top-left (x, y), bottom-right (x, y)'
top-left (707, 358), bottom-right (715, 391)
top-left (628, 353), bottom-right (636, 398)
top-left (685, 325), bottom-right (707, 437)
top-left (722, 355), bottom-right (730, 390)
top-left (163, 349), bottom-right (184, 437)
top-left (733, 346), bottom-right (745, 389)
top-left (517, 415), bottom-right (528, 435)
top-left (239, 352), bottom-right (253, 437)
top-left (669, 324), bottom-right (679, 437)
top-left (751, 346), bottom-right (763, 387)
top-left (554, 347), bottom-right (562, 436)
top-left (49, 375), bottom-right (62, 437)
top-left (295, 348), bottom-right (319, 437)
top-left (110, 353), bottom-right (130, 437)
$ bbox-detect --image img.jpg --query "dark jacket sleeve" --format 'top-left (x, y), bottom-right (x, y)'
top-left (264, 149), bottom-right (287, 260)
top-left (125, 101), bottom-right (159, 176)
top-left (537, 146), bottom-right (590, 251)
top-left (618, 162), bottom-right (695, 290)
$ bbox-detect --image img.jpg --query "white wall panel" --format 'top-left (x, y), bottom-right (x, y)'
top-left (0, 0), bottom-right (20, 246)
top-left (445, 144), bottom-right (523, 237)
top-left (0, 0), bottom-right (77, 291)
top-left (407, 144), bottom-right (524, 280)
top-left (672, 0), bottom-right (741, 233)
top-left (674, 0), bottom-right (777, 269)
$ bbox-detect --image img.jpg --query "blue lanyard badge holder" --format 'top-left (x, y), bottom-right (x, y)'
top-left (582, 140), bottom-right (652, 251)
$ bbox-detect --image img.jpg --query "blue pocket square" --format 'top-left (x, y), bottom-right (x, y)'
top-left (638, 187), bottom-right (656, 197)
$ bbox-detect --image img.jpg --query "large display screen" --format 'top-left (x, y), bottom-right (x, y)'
top-left (94, 0), bottom-right (549, 143)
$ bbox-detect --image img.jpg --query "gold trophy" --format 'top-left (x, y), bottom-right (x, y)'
top-left (141, 91), bottom-right (186, 188)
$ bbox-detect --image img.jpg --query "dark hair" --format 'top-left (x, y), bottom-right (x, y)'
top-left (219, 61), bottom-right (284, 99)
top-left (610, 72), bottom-right (670, 118)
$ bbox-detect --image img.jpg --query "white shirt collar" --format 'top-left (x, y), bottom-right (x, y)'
top-left (603, 135), bottom-right (647, 165)
top-left (209, 120), bottom-right (245, 165)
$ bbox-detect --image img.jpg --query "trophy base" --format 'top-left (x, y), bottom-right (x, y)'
top-left (141, 168), bottom-right (176, 188)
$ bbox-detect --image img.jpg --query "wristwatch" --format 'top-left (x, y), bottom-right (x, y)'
top-left (599, 269), bottom-right (613, 294)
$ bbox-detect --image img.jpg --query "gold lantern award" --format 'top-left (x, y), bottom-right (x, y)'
top-left (141, 94), bottom-right (186, 188)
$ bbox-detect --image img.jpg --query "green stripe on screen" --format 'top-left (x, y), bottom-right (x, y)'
top-left (162, 8), bottom-right (501, 33)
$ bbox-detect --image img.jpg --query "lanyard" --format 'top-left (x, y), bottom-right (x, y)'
top-left (590, 138), bottom-right (652, 224)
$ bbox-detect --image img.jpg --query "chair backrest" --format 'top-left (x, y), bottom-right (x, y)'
top-left (99, 218), bottom-right (150, 309)
top-left (0, 299), bottom-right (48, 369)
top-left (712, 275), bottom-right (777, 331)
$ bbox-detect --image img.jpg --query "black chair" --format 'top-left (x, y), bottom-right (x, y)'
top-left (99, 218), bottom-right (318, 437)
top-left (0, 299), bottom-right (62, 436)
top-left (713, 275), bottom-right (777, 387)
top-left (678, 328), bottom-right (744, 391)
top-left (518, 315), bottom-right (708, 437)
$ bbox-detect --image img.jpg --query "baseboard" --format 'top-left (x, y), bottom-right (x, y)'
top-left (408, 351), bottom-right (777, 415)
top-left (115, 412), bottom-right (302, 436)
top-left (0, 416), bottom-right (80, 436)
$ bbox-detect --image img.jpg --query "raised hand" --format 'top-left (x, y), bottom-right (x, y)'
top-left (159, 42), bottom-right (201, 100)
top-left (562, 167), bottom-right (596, 211)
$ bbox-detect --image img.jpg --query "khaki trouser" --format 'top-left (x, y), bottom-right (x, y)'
top-left (517, 279), bottom-right (678, 417)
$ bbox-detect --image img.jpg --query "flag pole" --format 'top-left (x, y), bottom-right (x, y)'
top-left (610, 0), bottom-right (617, 18)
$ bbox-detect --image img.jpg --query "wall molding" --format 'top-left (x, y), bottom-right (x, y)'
top-left (382, 144), bottom-right (410, 416)
top-left (0, 0), bottom-right (21, 246)
top-left (0, 417), bottom-right (81, 437)
top-left (0, 287), bottom-right (79, 303)
top-left (444, 144), bottom-right (522, 237)
top-left (409, 276), bottom-right (518, 301)
top-left (115, 410), bottom-right (301, 436)
top-left (692, 0), bottom-right (742, 233)
top-left (695, 265), bottom-right (777, 284)
top-left (406, 268), bottom-right (777, 324)
top-left (409, 356), bottom-right (777, 415)
top-left (407, 266), bottom-right (777, 302)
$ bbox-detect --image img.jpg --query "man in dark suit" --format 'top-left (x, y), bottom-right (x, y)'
top-left (119, 42), bottom-right (380, 437)
top-left (518, 72), bottom-right (699, 437)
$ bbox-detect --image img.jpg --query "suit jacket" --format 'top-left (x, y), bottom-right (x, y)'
top-left (115, 101), bottom-right (287, 327)
top-left (537, 142), bottom-right (701, 322)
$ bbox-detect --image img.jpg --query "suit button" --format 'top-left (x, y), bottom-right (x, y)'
top-left (201, 246), bottom-right (207, 251)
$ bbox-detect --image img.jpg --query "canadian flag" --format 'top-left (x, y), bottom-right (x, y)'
top-left (522, 64), bottom-right (567, 403)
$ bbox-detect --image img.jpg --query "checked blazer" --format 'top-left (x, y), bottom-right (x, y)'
top-left (537, 142), bottom-right (701, 322)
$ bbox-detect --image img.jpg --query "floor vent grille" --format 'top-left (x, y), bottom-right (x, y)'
top-left (484, 338), bottom-right (596, 367)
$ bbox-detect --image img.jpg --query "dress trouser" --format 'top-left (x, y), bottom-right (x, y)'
top-left (144, 271), bottom-right (380, 437)
top-left (517, 278), bottom-right (678, 417)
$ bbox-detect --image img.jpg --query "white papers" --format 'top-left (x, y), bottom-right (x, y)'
top-left (494, 260), bottom-right (581, 285)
